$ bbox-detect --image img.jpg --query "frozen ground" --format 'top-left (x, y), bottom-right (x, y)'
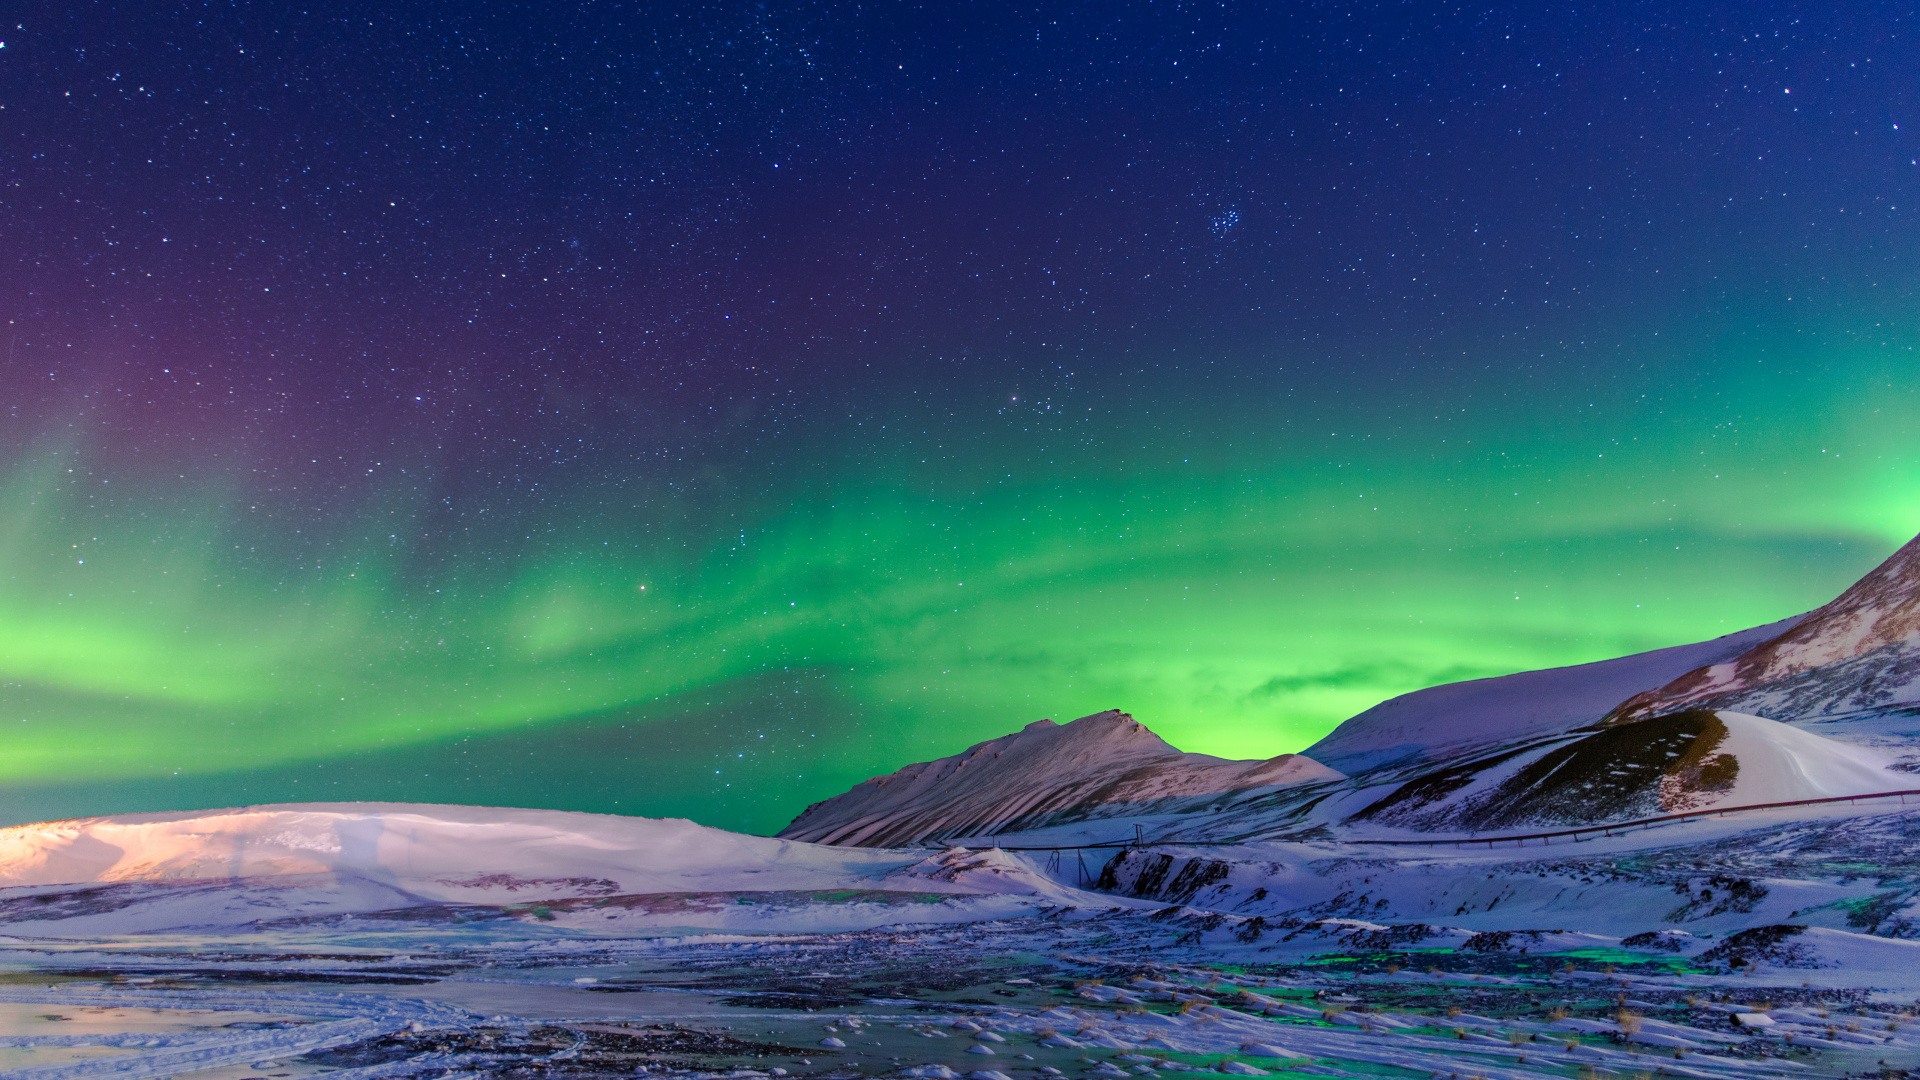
top-left (7, 803), bottom-right (1920, 1080)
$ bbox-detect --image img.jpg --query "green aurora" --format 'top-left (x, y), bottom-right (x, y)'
top-left (3, 328), bottom-right (1915, 834)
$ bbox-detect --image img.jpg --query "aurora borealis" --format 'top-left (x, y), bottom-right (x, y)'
top-left (3, 2), bottom-right (1917, 834)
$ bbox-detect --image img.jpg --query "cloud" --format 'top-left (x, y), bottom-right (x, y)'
top-left (1247, 662), bottom-right (1497, 700)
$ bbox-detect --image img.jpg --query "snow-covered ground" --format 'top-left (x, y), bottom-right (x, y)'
top-left (0, 803), bottom-right (915, 895)
top-left (0, 804), bottom-right (1140, 940)
top-left (2, 888), bottom-right (1919, 1080)
top-left (7, 799), bottom-right (1920, 1079)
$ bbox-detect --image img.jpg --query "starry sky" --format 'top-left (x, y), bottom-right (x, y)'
top-left (2, 1), bottom-right (1917, 834)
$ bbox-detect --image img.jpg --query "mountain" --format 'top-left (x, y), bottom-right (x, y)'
top-left (1335, 709), bottom-right (1906, 833)
top-left (1609, 533), bottom-right (1920, 725)
top-left (1299, 616), bottom-right (1805, 775)
top-left (778, 535), bottom-right (1920, 847)
top-left (0, 802), bottom-right (889, 893)
top-left (0, 802), bottom-right (1120, 935)
top-left (776, 710), bottom-right (1342, 847)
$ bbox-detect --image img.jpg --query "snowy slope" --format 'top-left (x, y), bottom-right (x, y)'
top-left (1611, 532), bottom-right (1920, 724)
top-left (1338, 710), bottom-right (1906, 832)
top-left (1302, 616), bottom-right (1804, 775)
top-left (777, 710), bottom-right (1341, 847)
top-left (0, 803), bottom-right (1152, 936)
top-left (0, 802), bottom-right (903, 895)
top-left (972, 709), bottom-right (1908, 844)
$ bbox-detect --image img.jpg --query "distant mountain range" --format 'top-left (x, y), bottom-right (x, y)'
top-left (8, 533), bottom-right (1920, 959)
top-left (783, 531), bottom-right (1920, 847)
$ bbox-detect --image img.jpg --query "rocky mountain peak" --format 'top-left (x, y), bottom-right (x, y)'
top-left (1608, 531), bottom-right (1920, 724)
top-left (778, 710), bottom-right (1340, 847)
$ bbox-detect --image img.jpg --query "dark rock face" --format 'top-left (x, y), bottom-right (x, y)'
top-left (1695, 924), bottom-right (1815, 970)
top-left (1349, 711), bottom-right (1740, 831)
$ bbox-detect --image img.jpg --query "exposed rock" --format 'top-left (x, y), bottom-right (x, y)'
top-left (1609, 532), bottom-right (1920, 724)
top-left (1347, 710), bottom-right (1903, 832)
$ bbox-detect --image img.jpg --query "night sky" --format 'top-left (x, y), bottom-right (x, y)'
top-left (3, 1), bottom-right (1916, 834)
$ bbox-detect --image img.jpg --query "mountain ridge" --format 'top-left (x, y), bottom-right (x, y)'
top-left (777, 710), bottom-right (1341, 847)
top-left (1608, 533), bottom-right (1920, 725)
top-left (1301, 615), bottom-right (1806, 775)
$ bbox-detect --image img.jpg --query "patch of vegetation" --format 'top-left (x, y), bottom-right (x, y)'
top-left (1695, 925), bottom-right (1814, 970)
top-left (300, 1022), bottom-right (813, 1076)
top-left (1465, 711), bottom-right (1733, 829)
top-left (1665, 875), bottom-right (1771, 921)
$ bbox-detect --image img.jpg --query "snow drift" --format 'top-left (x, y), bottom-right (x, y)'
top-left (777, 710), bottom-right (1342, 847)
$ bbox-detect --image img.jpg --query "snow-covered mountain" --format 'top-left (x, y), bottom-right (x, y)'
top-left (0, 802), bottom-right (1123, 935)
top-left (1301, 616), bottom-right (1804, 775)
top-left (773, 536), bottom-right (1920, 847)
top-left (800, 707), bottom-right (1903, 846)
top-left (0, 802), bottom-right (873, 893)
top-left (17, 544), bottom-right (1920, 1080)
top-left (777, 710), bottom-right (1342, 847)
top-left (1329, 709), bottom-right (1906, 833)
top-left (1609, 532), bottom-right (1920, 725)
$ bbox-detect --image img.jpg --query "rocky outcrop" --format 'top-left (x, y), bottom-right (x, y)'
top-left (1609, 533), bottom-right (1920, 725)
